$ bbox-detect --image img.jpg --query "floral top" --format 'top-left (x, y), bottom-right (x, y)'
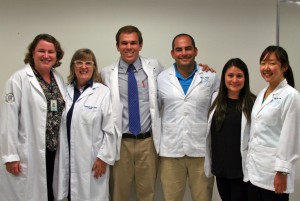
top-left (33, 68), bottom-right (65, 151)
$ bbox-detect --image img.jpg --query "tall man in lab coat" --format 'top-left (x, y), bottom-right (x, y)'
top-left (100, 25), bottom-right (164, 201)
top-left (157, 33), bottom-right (219, 201)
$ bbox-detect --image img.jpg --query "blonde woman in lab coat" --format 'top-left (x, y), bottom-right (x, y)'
top-left (244, 46), bottom-right (300, 201)
top-left (0, 34), bottom-right (65, 201)
top-left (54, 49), bottom-right (116, 201)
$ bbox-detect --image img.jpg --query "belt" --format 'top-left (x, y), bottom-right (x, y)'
top-left (122, 130), bottom-right (152, 139)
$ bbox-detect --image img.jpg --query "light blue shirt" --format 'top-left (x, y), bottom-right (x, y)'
top-left (174, 63), bottom-right (198, 94)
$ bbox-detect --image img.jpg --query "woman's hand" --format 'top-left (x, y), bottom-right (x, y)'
top-left (6, 161), bottom-right (22, 176)
top-left (274, 172), bottom-right (287, 194)
top-left (92, 158), bottom-right (107, 179)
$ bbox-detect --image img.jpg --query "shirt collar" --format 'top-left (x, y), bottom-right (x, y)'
top-left (119, 58), bottom-right (142, 73)
top-left (72, 78), bottom-right (93, 92)
top-left (174, 62), bottom-right (198, 80)
top-left (31, 66), bottom-right (54, 83)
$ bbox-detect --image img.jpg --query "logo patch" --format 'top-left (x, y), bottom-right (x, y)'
top-left (5, 93), bottom-right (15, 103)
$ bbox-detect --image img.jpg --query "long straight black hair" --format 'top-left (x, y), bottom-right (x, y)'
top-left (208, 58), bottom-right (256, 130)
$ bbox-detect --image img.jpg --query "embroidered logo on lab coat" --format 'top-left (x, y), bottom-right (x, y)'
top-left (5, 93), bottom-right (15, 103)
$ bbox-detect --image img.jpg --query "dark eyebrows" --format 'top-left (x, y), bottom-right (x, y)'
top-left (174, 46), bottom-right (193, 51)
top-left (120, 41), bottom-right (138, 44)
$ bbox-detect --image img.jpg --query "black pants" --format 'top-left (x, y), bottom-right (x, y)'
top-left (46, 148), bottom-right (56, 201)
top-left (216, 177), bottom-right (248, 201)
top-left (247, 182), bottom-right (289, 201)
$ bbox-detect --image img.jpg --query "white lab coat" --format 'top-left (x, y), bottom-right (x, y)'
top-left (244, 79), bottom-right (300, 193)
top-left (53, 82), bottom-right (116, 201)
top-left (100, 56), bottom-right (164, 160)
top-left (157, 66), bottom-right (219, 157)
top-left (0, 64), bottom-right (65, 201)
top-left (204, 107), bottom-right (250, 177)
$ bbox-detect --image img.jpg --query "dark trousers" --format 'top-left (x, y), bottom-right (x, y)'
top-left (247, 182), bottom-right (289, 201)
top-left (46, 148), bottom-right (56, 201)
top-left (216, 177), bottom-right (248, 201)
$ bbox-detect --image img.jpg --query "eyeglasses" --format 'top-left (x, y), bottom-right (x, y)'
top-left (74, 60), bottom-right (94, 68)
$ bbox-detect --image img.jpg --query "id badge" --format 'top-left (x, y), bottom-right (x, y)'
top-left (51, 100), bottom-right (58, 112)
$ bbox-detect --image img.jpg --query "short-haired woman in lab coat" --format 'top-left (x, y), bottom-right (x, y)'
top-left (0, 33), bottom-right (65, 201)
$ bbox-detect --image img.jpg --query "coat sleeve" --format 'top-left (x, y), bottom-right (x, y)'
top-left (275, 91), bottom-right (300, 173)
top-left (0, 73), bottom-right (22, 164)
top-left (155, 60), bottom-right (164, 75)
top-left (212, 75), bottom-right (220, 101)
top-left (97, 89), bottom-right (117, 165)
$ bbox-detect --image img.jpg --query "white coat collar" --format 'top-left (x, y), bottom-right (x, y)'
top-left (168, 65), bottom-right (204, 96)
top-left (109, 56), bottom-right (155, 99)
top-left (66, 82), bottom-right (100, 102)
top-left (25, 64), bottom-right (44, 96)
top-left (257, 79), bottom-right (288, 113)
top-left (25, 64), bottom-right (64, 100)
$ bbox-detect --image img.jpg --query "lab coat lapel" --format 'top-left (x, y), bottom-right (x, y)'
top-left (77, 87), bottom-right (94, 101)
top-left (169, 67), bottom-right (185, 95)
top-left (65, 84), bottom-right (94, 103)
top-left (25, 64), bottom-right (46, 99)
top-left (255, 88), bottom-right (270, 115)
top-left (66, 85), bottom-right (74, 102)
top-left (110, 63), bottom-right (121, 103)
top-left (186, 70), bottom-right (203, 96)
top-left (256, 82), bottom-right (285, 115)
top-left (109, 61), bottom-right (123, 146)
top-left (141, 58), bottom-right (154, 92)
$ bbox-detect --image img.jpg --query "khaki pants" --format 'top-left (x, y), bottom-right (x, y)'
top-left (160, 156), bottom-right (214, 201)
top-left (110, 137), bottom-right (158, 201)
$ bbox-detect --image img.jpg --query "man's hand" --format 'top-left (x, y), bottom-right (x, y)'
top-left (199, 63), bottom-right (216, 73)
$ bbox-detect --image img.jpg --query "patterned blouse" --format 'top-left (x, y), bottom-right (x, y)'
top-left (33, 68), bottom-right (65, 151)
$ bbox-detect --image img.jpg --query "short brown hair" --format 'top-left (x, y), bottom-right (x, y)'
top-left (24, 33), bottom-right (64, 68)
top-left (115, 25), bottom-right (143, 46)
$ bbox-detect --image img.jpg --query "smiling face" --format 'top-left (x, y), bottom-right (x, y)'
top-left (32, 40), bottom-right (57, 74)
top-left (225, 66), bottom-right (245, 99)
top-left (116, 32), bottom-right (142, 64)
top-left (74, 58), bottom-right (94, 88)
top-left (171, 35), bottom-right (198, 69)
top-left (260, 52), bottom-right (287, 87)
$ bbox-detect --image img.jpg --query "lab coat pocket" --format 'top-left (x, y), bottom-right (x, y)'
top-left (254, 145), bottom-right (276, 173)
top-left (259, 104), bottom-right (281, 127)
top-left (190, 123), bottom-right (206, 148)
top-left (162, 123), bottom-right (179, 151)
top-left (80, 105), bottom-right (98, 125)
top-left (140, 78), bottom-right (149, 102)
top-left (7, 158), bottom-right (27, 199)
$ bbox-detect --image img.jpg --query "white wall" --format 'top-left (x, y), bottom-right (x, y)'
top-left (279, 1), bottom-right (300, 90)
top-left (278, 2), bottom-right (300, 201)
top-left (0, 0), bottom-right (299, 200)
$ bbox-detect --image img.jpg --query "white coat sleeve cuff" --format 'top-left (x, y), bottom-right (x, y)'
top-left (2, 154), bottom-right (20, 164)
top-left (275, 158), bottom-right (292, 173)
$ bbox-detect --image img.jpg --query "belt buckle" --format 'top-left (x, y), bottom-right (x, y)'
top-left (139, 133), bottom-right (147, 139)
